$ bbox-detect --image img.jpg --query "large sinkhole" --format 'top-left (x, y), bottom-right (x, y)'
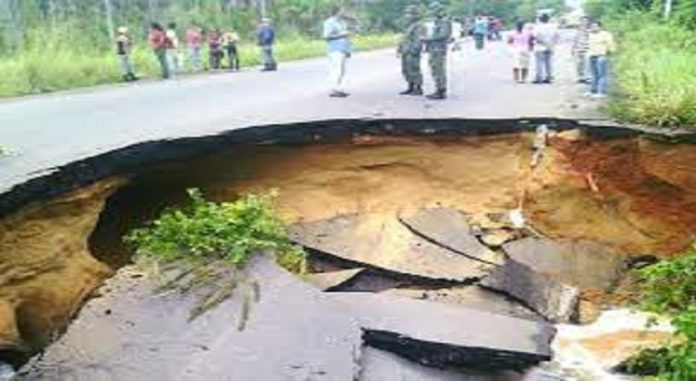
top-left (1, 119), bottom-right (695, 379)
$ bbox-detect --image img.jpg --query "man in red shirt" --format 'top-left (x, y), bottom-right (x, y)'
top-left (149, 22), bottom-right (171, 79)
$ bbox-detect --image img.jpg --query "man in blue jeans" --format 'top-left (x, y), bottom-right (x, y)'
top-left (532, 14), bottom-right (559, 84)
top-left (587, 21), bottom-right (616, 98)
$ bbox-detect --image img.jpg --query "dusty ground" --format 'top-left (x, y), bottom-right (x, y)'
top-left (1, 129), bottom-right (694, 360)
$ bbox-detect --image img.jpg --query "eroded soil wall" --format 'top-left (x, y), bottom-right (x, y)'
top-left (0, 124), bottom-right (694, 363)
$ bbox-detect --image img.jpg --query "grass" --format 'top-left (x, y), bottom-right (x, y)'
top-left (623, 245), bottom-right (696, 380)
top-left (0, 34), bottom-right (397, 98)
top-left (606, 12), bottom-right (696, 129)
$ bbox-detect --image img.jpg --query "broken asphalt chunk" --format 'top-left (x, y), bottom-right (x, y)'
top-left (481, 258), bottom-right (580, 323)
top-left (399, 208), bottom-right (504, 265)
top-left (289, 213), bottom-right (493, 282)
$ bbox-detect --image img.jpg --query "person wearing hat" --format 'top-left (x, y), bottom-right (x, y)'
top-left (398, 5), bottom-right (424, 96)
top-left (421, 1), bottom-right (452, 100)
top-left (115, 26), bottom-right (137, 82)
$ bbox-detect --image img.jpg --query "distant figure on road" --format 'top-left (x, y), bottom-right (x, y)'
top-left (223, 30), bottom-right (241, 71)
top-left (398, 5), bottom-right (424, 96)
top-left (149, 22), bottom-right (171, 79)
top-left (532, 14), bottom-right (559, 84)
top-left (186, 25), bottom-right (203, 72)
top-left (166, 23), bottom-right (181, 76)
top-left (208, 28), bottom-right (223, 70)
top-left (323, 6), bottom-right (352, 97)
top-left (115, 27), bottom-right (137, 82)
top-left (257, 18), bottom-right (277, 71)
top-left (508, 21), bottom-right (533, 83)
top-left (473, 15), bottom-right (488, 50)
top-left (491, 17), bottom-right (503, 40)
top-left (422, 2), bottom-right (452, 100)
top-left (572, 16), bottom-right (591, 83)
top-left (587, 21), bottom-right (616, 98)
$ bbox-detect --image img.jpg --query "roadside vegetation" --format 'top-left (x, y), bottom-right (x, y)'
top-left (0, 0), bottom-right (569, 97)
top-left (586, 0), bottom-right (696, 129)
top-left (623, 246), bottom-right (696, 380)
top-left (125, 188), bottom-right (305, 321)
top-left (0, 34), bottom-right (397, 97)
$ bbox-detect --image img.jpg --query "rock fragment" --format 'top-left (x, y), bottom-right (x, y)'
top-left (304, 268), bottom-right (364, 291)
top-left (502, 238), bottom-right (627, 290)
top-left (481, 259), bottom-right (580, 323)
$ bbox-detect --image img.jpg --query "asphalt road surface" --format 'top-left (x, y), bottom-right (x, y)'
top-left (0, 32), bottom-right (601, 193)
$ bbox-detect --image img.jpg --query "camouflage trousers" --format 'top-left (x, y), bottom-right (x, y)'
top-left (428, 50), bottom-right (447, 90)
top-left (401, 53), bottom-right (423, 87)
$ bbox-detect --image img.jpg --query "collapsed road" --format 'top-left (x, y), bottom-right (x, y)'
top-left (1, 118), bottom-right (695, 380)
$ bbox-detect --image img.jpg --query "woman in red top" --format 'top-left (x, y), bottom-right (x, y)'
top-left (149, 22), bottom-right (171, 79)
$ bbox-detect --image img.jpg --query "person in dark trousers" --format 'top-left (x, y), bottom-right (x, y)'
top-left (398, 5), bottom-right (424, 96)
top-left (149, 22), bottom-right (171, 79)
top-left (257, 18), bottom-right (277, 71)
top-left (422, 2), bottom-right (452, 100)
top-left (115, 26), bottom-right (137, 82)
top-left (208, 28), bottom-right (223, 70)
top-left (223, 30), bottom-right (240, 71)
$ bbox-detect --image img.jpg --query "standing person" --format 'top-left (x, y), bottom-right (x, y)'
top-left (257, 18), bottom-right (277, 71)
top-left (573, 16), bottom-right (591, 83)
top-left (223, 29), bottom-right (240, 71)
top-left (508, 21), bottom-right (533, 83)
top-left (115, 27), bottom-right (137, 82)
top-left (323, 6), bottom-right (352, 97)
top-left (422, 1), bottom-right (451, 100)
top-left (473, 15), bottom-right (488, 50)
top-left (165, 23), bottom-right (181, 76)
top-left (149, 22), bottom-right (170, 79)
top-left (492, 17), bottom-right (503, 40)
top-left (398, 5), bottom-right (424, 96)
top-left (186, 25), bottom-right (203, 72)
top-left (208, 28), bottom-right (223, 70)
top-left (587, 21), bottom-right (616, 98)
top-left (532, 13), bottom-right (559, 84)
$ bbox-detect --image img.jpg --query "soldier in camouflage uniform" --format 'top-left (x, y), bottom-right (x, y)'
top-left (422, 1), bottom-right (452, 100)
top-left (398, 6), bottom-right (424, 96)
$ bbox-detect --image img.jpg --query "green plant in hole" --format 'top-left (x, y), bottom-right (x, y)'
top-left (625, 245), bottom-right (696, 380)
top-left (125, 188), bottom-right (305, 322)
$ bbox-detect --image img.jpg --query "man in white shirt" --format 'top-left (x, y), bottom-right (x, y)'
top-left (532, 14), bottom-right (559, 84)
top-left (323, 7), bottom-right (352, 97)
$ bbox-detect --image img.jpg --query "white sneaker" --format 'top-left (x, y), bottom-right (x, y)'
top-left (592, 93), bottom-right (607, 99)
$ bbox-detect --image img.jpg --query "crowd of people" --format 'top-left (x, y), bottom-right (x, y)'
top-left (113, 4), bottom-right (616, 101)
top-left (114, 19), bottom-right (277, 82)
top-left (395, 4), bottom-right (617, 101)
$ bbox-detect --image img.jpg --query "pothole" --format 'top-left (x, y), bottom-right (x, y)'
top-left (1, 120), bottom-right (694, 379)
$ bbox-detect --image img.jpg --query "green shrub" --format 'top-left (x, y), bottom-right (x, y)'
top-left (125, 188), bottom-right (305, 320)
top-left (0, 34), bottom-right (397, 98)
top-left (630, 246), bottom-right (696, 380)
top-left (606, 12), bottom-right (696, 129)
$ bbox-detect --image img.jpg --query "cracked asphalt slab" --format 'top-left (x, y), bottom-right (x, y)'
top-left (0, 31), bottom-right (595, 195)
